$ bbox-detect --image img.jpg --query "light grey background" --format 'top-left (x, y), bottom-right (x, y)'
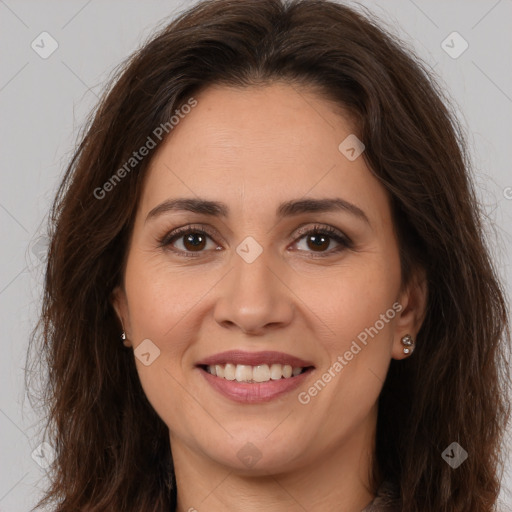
top-left (1, 0), bottom-right (511, 510)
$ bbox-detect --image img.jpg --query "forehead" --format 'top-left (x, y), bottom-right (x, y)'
top-left (138, 83), bottom-right (391, 229)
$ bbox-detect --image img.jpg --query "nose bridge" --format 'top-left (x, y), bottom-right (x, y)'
top-left (234, 243), bottom-right (276, 300)
top-left (213, 240), bottom-right (294, 333)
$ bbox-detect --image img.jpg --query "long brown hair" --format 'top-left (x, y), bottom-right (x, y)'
top-left (27, 0), bottom-right (511, 510)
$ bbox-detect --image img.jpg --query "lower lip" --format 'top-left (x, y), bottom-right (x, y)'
top-left (199, 367), bottom-right (313, 403)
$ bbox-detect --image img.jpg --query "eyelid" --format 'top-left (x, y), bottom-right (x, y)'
top-left (292, 223), bottom-right (352, 245)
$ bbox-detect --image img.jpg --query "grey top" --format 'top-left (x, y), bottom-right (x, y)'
top-left (169, 478), bottom-right (400, 511)
top-left (360, 480), bottom-right (400, 511)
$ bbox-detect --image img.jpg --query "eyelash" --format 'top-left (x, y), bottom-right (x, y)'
top-left (157, 223), bottom-right (353, 259)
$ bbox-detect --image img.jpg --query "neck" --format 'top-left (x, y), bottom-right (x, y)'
top-left (171, 408), bottom-right (378, 512)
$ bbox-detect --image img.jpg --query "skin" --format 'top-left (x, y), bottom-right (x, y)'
top-left (112, 82), bottom-right (427, 512)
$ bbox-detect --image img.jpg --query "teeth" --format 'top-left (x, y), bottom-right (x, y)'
top-left (205, 363), bottom-right (305, 382)
top-left (235, 364), bottom-right (253, 382)
top-left (270, 363), bottom-right (282, 380)
top-left (224, 363), bottom-right (236, 381)
top-left (253, 364), bottom-right (270, 382)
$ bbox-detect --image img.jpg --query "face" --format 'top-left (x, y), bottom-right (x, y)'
top-left (112, 82), bottom-right (426, 476)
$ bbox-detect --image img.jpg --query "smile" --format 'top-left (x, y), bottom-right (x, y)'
top-left (196, 350), bottom-right (315, 403)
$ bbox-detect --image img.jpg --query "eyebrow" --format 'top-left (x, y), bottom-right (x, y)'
top-left (145, 197), bottom-right (370, 225)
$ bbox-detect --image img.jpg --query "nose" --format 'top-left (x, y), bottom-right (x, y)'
top-left (213, 250), bottom-right (295, 336)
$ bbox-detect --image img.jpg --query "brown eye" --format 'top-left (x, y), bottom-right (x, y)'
top-left (304, 233), bottom-right (331, 252)
top-left (159, 226), bottom-right (220, 256)
top-left (181, 232), bottom-right (207, 252)
top-left (292, 225), bottom-right (353, 256)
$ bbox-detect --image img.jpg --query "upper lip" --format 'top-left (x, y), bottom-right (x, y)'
top-left (196, 350), bottom-right (315, 368)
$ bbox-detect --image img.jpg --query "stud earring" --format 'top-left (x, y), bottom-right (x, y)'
top-left (401, 334), bottom-right (414, 355)
top-left (121, 331), bottom-right (130, 347)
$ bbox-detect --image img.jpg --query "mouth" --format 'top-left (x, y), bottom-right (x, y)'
top-left (196, 350), bottom-right (315, 403)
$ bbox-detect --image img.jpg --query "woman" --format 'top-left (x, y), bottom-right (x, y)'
top-left (28, 0), bottom-right (511, 510)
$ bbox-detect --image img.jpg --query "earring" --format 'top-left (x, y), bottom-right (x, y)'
top-left (401, 334), bottom-right (414, 355)
top-left (121, 331), bottom-right (130, 347)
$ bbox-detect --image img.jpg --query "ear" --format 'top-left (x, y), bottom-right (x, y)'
top-left (391, 267), bottom-right (428, 360)
top-left (110, 285), bottom-right (132, 347)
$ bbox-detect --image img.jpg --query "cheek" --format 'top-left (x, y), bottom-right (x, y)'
top-left (314, 254), bottom-right (400, 345)
top-left (304, 250), bottom-right (400, 413)
top-left (124, 249), bottom-right (213, 344)
top-left (301, 267), bottom-right (399, 428)
top-left (122, 255), bottom-right (202, 428)
top-left (122, 250), bottom-right (229, 412)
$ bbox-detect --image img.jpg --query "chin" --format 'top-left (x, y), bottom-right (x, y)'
top-left (208, 439), bottom-right (306, 475)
